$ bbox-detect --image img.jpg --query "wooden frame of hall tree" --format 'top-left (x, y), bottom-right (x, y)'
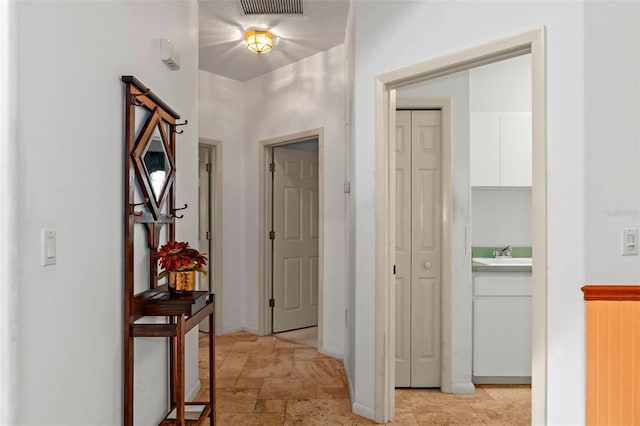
top-left (121, 75), bottom-right (215, 426)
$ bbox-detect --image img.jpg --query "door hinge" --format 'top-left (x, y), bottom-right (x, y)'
top-left (269, 231), bottom-right (275, 240)
top-left (206, 163), bottom-right (212, 173)
top-left (205, 231), bottom-right (211, 240)
top-left (393, 265), bottom-right (396, 275)
top-left (269, 163), bottom-right (275, 173)
top-left (269, 298), bottom-right (275, 308)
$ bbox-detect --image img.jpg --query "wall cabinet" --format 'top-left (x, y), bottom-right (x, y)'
top-left (472, 272), bottom-right (531, 382)
top-left (470, 112), bottom-right (532, 187)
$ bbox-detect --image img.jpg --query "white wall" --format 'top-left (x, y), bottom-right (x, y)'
top-left (397, 72), bottom-right (473, 393)
top-left (585, 1), bottom-right (640, 283)
top-left (198, 70), bottom-right (245, 333)
top-left (17, 2), bottom-right (199, 425)
top-left (242, 45), bottom-right (347, 356)
top-left (0, 0), bottom-right (18, 424)
top-left (343, 0), bottom-right (357, 404)
top-left (352, 2), bottom-right (585, 424)
top-left (471, 188), bottom-right (532, 247)
top-left (470, 54), bottom-right (532, 113)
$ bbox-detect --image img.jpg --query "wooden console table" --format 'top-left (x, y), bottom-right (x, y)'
top-left (130, 291), bottom-right (215, 425)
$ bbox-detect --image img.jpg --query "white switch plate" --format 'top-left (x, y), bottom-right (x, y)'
top-left (43, 229), bottom-right (56, 266)
top-left (622, 228), bottom-right (639, 256)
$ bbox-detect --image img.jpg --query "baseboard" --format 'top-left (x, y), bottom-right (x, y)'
top-left (345, 366), bottom-right (375, 421)
top-left (243, 326), bottom-right (260, 335)
top-left (222, 325), bottom-right (245, 334)
top-left (221, 325), bottom-right (260, 335)
top-left (352, 401), bottom-right (375, 421)
top-left (319, 346), bottom-right (343, 360)
top-left (450, 382), bottom-right (475, 393)
top-left (345, 365), bottom-right (355, 403)
top-left (473, 375), bottom-right (531, 384)
top-left (186, 379), bottom-right (201, 401)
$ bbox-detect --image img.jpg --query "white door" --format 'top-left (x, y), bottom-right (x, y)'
top-left (395, 110), bottom-right (442, 388)
top-left (272, 147), bottom-right (319, 333)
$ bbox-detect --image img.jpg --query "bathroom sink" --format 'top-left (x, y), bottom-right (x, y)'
top-left (472, 257), bottom-right (532, 267)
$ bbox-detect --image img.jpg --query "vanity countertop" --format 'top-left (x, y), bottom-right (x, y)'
top-left (472, 257), bottom-right (532, 272)
top-left (471, 247), bottom-right (532, 273)
top-left (472, 261), bottom-right (532, 273)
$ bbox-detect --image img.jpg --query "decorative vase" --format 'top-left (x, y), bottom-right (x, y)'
top-left (168, 271), bottom-right (195, 295)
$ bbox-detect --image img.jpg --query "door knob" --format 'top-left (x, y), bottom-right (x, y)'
top-left (424, 262), bottom-right (432, 269)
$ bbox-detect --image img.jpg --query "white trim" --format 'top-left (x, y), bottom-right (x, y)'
top-left (0, 1), bottom-right (18, 424)
top-left (346, 361), bottom-right (355, 402)
top-left (450, 382), bottom-right (476, 394)
top-left (319, 346), bottom-right (343, 360)
top-left (395, 98), bottom-right (453, 394)
top-left (220, 326), bottom-right (262, 336)
top-left (352, 402), bottom-right (375, 420)
top-left (374, 28), bottom-right (547, 424)
top-left (221, 326), bottom-right (247, 335)
top-left (241, 326), bottom-right (260, 336)
top-left (529, 28), bottom-right (548, 426)
top-left (198, 138), bottom-right (223, 336)
top-left (258, 128), bottom-right (324, 351)
top-left (186, 379), bottom-right (201, 402)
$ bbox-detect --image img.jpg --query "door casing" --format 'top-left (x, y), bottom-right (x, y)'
top-left (258, 128), bottom-right (324, 349)
top-left (198, 138), bottom-right (223, 335)
top-left (374, 28), bottom-right (547, 424)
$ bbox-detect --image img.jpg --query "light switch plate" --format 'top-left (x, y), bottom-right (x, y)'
top-left (43, 229), bottom-right (56, 266)
top-left (622, 228), bottom-right (639, 256)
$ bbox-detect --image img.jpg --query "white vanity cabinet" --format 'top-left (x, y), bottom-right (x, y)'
top-left (470, 112), bottom-right (532, 187)
top-left (472, 272), bottom-right (532, 383)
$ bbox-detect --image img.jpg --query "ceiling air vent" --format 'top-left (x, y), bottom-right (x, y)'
top-left (240, 0), bottom-right (302, 15)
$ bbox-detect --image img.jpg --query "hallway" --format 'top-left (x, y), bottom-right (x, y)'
top-left (195, 332), bottom-right (530, 425)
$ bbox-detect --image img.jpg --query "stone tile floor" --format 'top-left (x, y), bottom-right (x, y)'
top-left (195, 332), bottom-right (531, 425)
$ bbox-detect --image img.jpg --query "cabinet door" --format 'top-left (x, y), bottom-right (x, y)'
top-left (500, 113), bottom-right (532, 186)
top-left (470, 112), bottom-right (500, 186)
top-left (473, 297), bottom-right (532, 377)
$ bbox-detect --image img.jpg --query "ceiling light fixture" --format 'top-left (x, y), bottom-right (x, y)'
top-left (245, 30), bottom-right (273, 55)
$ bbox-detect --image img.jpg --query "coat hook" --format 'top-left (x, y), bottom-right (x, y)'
top-left (130, 198), bottom-right (149, 216)
top-left (175, 120), bottom-right (188, 134)
top-left (169, 203), bottom-right (188, 219)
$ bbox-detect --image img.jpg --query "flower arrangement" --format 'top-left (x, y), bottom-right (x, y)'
top-left (156, 241), bottom-right (208, 279)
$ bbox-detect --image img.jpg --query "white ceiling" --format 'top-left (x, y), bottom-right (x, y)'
top-left (199, 0), bottom-right (350, 81)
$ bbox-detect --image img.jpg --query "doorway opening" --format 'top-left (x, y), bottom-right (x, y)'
top-left (258, 128), bottom-right (324, 351)
top-left (198, 139), bottom-right (223, 335)
top-left (374, 29), bottom-right (546, 424)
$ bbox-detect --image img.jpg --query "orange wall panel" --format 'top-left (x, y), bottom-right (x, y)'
top-left (584, 289), bottom-right (640, 425)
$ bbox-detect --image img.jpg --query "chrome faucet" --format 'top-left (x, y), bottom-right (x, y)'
top-left (493, 245), bottom-right (513, 258)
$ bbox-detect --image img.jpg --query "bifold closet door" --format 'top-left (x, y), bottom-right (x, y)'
top-left (395, 109), bottom-right (442, 388)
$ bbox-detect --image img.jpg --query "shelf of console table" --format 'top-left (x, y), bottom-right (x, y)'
top-left (129, 293), bottom-right (215, 426)
top-left (159, 402), bottom-right (212, 425)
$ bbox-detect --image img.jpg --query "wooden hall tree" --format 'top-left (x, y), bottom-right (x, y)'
top-left (121, 76), bottom-right (215, 426)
